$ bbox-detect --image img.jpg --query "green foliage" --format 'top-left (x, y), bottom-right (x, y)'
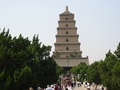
top-left (13, 66), bottom-right (32, 90)
top-left (31, 58), bottom-right (58, 88)
top-left (112, 60), bottom-right (120, 89)
top-left (97, 50), bottom-right (119, 90)
top-left (77, 62), bottom-right (88, 82)
top-left (0, 68), bottom-right (6, 89)
top-left (56, 65), bottom-right (64, 76)
top-left (115, 42), bottom-right (120, 59)
top-left (102, 51), bottom-right (118, 89)
top-left (70, 66), bottom-right (79, 75)
top-left (52, 51), bottom-right (60, 58)
top-left (69, 51), bottom-right (81, 58)
top-left (87, 61), bottom-right (102, 84)
top-left (0, 29), bottom-right (59, 89)
top-left (70, 43), bottom-right (120, 90)
top-left (70, 62), bottom-right (88, 82)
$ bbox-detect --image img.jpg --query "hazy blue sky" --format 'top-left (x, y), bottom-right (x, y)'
top-left (0, 0), bottom-right (120, 64)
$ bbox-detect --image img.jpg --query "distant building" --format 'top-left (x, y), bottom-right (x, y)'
top-left (53, 6), bottom-right (89, 71)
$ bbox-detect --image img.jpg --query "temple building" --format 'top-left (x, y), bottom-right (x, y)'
top-left (53, 6), bottom-right (89, 70)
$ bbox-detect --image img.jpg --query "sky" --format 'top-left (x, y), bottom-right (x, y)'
top-left (0, 0), bottom-right (120, 64)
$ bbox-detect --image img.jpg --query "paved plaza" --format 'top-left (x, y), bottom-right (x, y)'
top-left (73, 85), bottom-right (94, 90)
top-left (73, 85), bottom-right (99, 90)
top-left (73, 86), bottom-right (85, 90)
top-left (73, 85), bottom-right (107, 90)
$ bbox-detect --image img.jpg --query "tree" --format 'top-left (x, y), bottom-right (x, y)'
top-left (56, 65), bottom-right (64, 76)
top-left (70, 66), bottom-right (79, 80)
top-left (69, 51), bottom-right (81, 58)
top-left (77, 62), bottom-right (88, 82)
top-left (98, 50), bottom-right (118, 90)
top-left (52, 51), bottom-right (60, 58)
top-left (13, 66), bottom-right (32, 90)
top-left (70, 62), bottom-right (88, 82)
top-left (112, 42), bottom-right (120, 89)
top-left (112, 60), bottom-right (120, 90)
top-left (0, 29), bottom-right (59, 89)
top-left (87, 61), bottom-right (102, 84)
top-left (115, 42), bottom-right (120, 59)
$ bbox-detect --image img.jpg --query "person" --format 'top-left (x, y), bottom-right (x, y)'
top-left (37, 86), bottom-right (41, 90)
top-left (29, 87), bottom-right (33, 90)
top-left (67, 85), bottom-right (72, 90)
top-left (87, 82), bottom-right (90, 90)
top-left (46, 85), bottom-right (53, 90)
top-left (102, 87), bottom-right (104, 90)
top-left (83, 81), bottom-right (86, 88)
top-left (51, 85), bottom-right (55, 90)
top-left (99, 84), bottom-right (104, 90)
top-left (87, 86), bottom-right (90, 90)
top-left (65, 87), bottom-right (68, 90)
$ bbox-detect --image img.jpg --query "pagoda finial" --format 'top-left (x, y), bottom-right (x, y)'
top-left (65, 5), bottom-right (69, 12)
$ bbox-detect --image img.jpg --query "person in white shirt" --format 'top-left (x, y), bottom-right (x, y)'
top-left (46, 85), bottom-right (54, 90)
top-left (99, 84), bottom-right (104, 90)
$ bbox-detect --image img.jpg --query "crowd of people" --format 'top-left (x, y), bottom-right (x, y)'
top-left (28, 74), bottom-right (80, 90)
top-left (82, 81), bottom-right (104, 90)
top-left (29, 82), bottom-right (105, 90)
top-left (28, 75), bottom-right (105, 90)
top-left (28, 82), bottom-right (72, 90)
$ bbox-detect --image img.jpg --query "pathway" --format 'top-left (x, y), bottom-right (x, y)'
top-left (73, 85), bottom-right (94, 90)
top-left (73, 85), bottom-right (107, 90)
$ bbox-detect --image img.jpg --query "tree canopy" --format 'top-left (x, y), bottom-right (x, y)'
top-left (0, 29), bottom-right (59, 90)
top-left (70, 42), bottom-right (120, 90)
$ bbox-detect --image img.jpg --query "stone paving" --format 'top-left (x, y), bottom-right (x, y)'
top-left (73, 85), bottom-right (107, 90)
top-left (73, 85), bottom-right (93, 90)
top-left (73, 86), bottom-right (85, 90)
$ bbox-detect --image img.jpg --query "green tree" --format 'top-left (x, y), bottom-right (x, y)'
top-left (87, 61), bottom-right (102, 85)
top-left (56, 65), bottom-right (64, 76)
top-left (52, 51), bottom-right (60, 58)
top-left (77, 62), bottom-right (88, 82)
top-left (115, 42), bottom-right (120, 59)
top-left (70, 62), bottom-right (88, 82)
top-left (0, 29), bottom-right (59, 89)
top-left (98, 50), bottom-right (118, 90)
top-left (13, 66), bottom-right (32, 90)
top-left (112, 60), bottom-right (120, 90)
top-left (69, 51), bottom-right (81, 58)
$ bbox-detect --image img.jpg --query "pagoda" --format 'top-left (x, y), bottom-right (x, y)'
top-left (53, 6), bottom-right (89, 70)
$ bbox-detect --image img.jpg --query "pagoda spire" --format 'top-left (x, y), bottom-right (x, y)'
top-left (65, 5), bottom-right (69, 12)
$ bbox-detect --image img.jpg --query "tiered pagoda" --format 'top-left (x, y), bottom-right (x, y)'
top-left (53, 6), bottom-right (89, 70)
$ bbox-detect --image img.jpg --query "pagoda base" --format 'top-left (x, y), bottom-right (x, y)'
top-left (54, 57), bottom-right (89, 67)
